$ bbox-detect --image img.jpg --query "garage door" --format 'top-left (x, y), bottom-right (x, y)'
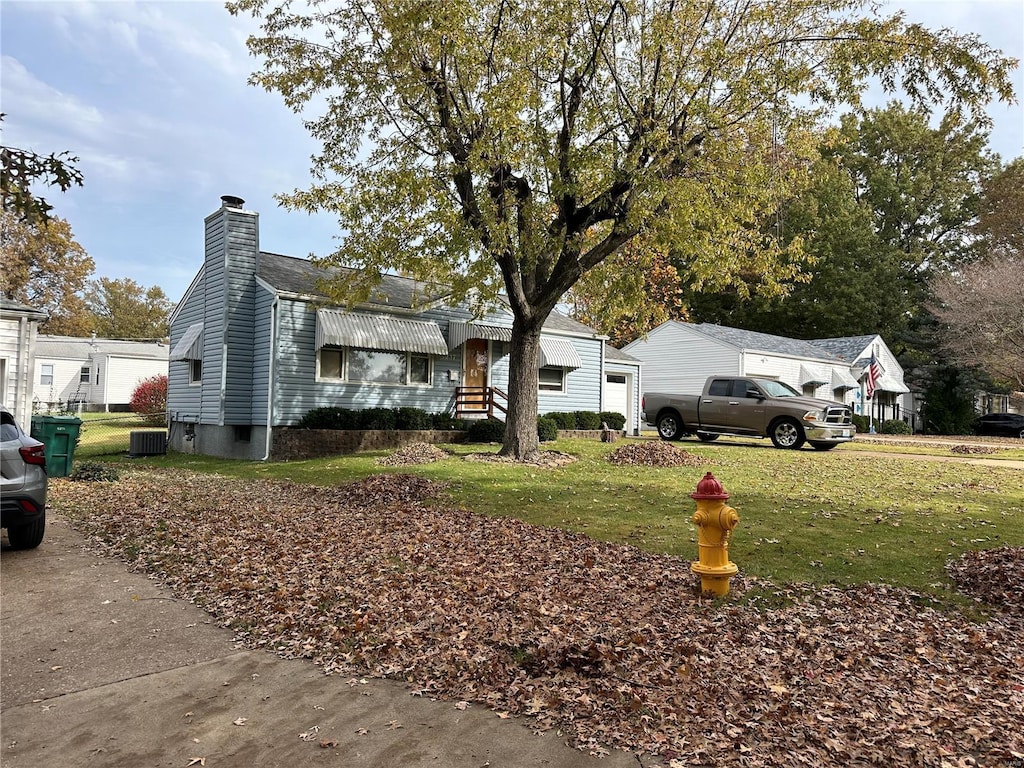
top-left (603, 373), bottom-right (629, 423)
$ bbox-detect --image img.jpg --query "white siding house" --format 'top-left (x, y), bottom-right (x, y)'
top-left (625, 322), bottom-right (910, 424)
top-left (34, 336), bottom-right (169, 412)
top-left (0, 298), bottom-right (48, 425)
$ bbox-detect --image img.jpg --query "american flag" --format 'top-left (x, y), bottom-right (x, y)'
top-left (865, 355), bottom-right (882, 399)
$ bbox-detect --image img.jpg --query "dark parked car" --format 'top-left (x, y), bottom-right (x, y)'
top-left (972, 412), bottom-right (1024, 439)
top-left (1, 404), bottom-right (48, 549)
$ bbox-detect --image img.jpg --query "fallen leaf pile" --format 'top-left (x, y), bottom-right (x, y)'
top-left (376, 443), bottom-right (450, 466)
top-left (464, 450), bottom-right (577, 467)
top-left (607, 440), bottom-right (711, 467)
top-left (946, 546), bottom-right (1024, 613)
top-left (52, 470), bottom-right (1023, 766)
top-left (950, 444), bottom-right (998, 455)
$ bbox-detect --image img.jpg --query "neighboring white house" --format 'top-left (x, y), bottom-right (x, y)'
top-left (603, 344), bottom-right (643, 435)
top-left (810, 334), bottom-right (911, 423)
top-left (623, 322), bottom-right (910, 424)
top-left (1, 298), bottom-right (48, 425)
top-left (34, 335), bottom-right (169, 412)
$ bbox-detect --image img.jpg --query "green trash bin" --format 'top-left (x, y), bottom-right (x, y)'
top-left (30, 415), bottom-right (83, 478)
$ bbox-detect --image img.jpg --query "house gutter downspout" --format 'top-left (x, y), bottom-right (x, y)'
top-left (261, 295), bottom-right (279, 461)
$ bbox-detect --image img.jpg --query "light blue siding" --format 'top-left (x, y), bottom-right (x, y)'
top-left (251, 284), bottom-right (274, 423)
top-left (222, 211), bottom-right (258, 423)
top-left (200, 213), bottom-right (226, 424)
top-left (167, 273), bottom-right (205, 421)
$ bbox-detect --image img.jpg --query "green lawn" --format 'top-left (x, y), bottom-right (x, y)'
top-left (91, 437), bottom-right (1024, 604)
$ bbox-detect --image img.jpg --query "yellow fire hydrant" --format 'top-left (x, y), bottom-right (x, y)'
top-left (690, 472), bottom-right (740, 597)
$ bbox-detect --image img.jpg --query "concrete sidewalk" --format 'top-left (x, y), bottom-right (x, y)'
top-left (1, 514), bottom-right (640, 768)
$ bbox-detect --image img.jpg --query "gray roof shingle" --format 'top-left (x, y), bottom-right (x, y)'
top-left (37, 336), bottom-right (169, 360)
top-left (808, 335), bottom-right (877, 363)
top-left (693, 323), bottom-right (843, 362)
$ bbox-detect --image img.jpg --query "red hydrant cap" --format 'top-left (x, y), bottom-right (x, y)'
top-left (690, 471), bottom-right (730, 500)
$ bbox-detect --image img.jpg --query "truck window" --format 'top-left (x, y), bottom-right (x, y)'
top-left (755, 379), bottom-right (801, 397)
top-left (708, 380), bottom-right (731, 396)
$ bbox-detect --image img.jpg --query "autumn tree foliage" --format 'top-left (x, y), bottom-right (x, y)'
top-left (230, 0), bottom-right (1015, 460)
top-left (930, 255), bottom-right (1024, 393)
top-left (0, 211), bottom-right (95, 335)
top-left (85, 277), bottom-right (173, 339)
top-left (0, 114), bottom-right (83, 225)
top-left (568, 243), bottom-right (686, 347)
top-left (129, 375), bottom-right (168, 426)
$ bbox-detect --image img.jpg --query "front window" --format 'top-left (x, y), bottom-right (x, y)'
top-left (40, 364), bottom-right (53, 386)
top-left (317, 347), bottom-right (432, 386)
top-left (538, 366), bottom-right (566, 393)
top-left (80, 366), bottom-right (90, 383)
top-left (755, 379), bottom-right (801, 398)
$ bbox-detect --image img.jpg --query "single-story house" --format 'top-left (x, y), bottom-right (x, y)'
top-left (623, 321), bottom-right (909, 423)
top-left (166, 196), bottom-right (642, 459)
top-left (1, 298), bottom-right (48, 426)
top-left (809, 334), bottom-right (911, 423)
top-left (33, 335), bottom-right (169, 412)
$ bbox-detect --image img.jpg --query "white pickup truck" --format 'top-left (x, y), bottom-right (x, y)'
top-left (642, 376), bottom-right (856, 450)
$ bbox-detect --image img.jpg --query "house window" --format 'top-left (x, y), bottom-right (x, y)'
top-left (318, 347), bottom-right (433, 385)
top-left (320, 348), bottom-right (343, 379)
top-left (538, 366), bottom-right (566, 393)
top-left (80, 366), bottom-right (90, 384)
top-left (234, 425), bottom-right (251, 443)
top-left (189, 359), bottom-right (202, 385)
top-left (40, 364), bottom-right (54, 386)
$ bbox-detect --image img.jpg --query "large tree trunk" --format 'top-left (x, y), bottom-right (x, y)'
top-left (499, 316), bottom-right (544, 460)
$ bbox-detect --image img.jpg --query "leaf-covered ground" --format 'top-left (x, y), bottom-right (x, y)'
top-left (52, 469), bottom-right (1023, 767)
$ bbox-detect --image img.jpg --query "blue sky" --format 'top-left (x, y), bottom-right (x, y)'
top-left (3, 0), bottom-right (1022, 304)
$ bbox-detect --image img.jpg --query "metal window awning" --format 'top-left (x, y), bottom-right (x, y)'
top-left (316, 309), bottom-right (448, 356)
top-left (168, 322), bottom-right (203, 361)
top-left (877, 374), bottom-right (910, 394)
top-left (447, 320), bottom-right (513, 350)
top-left (831, 367), bottom-right (860, 390)
top-left (538, 337), bottom-right (582, 369)
top-left (798, 364), bottom-right (829, 387)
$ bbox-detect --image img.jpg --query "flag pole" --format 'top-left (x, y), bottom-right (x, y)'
top-left (868, 345), bottom-right (876, 434)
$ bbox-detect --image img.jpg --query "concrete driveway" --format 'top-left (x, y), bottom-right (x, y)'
top-left (1, 514), bottom-right (639, 768)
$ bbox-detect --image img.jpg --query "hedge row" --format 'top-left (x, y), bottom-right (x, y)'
top-left (851, 414), bottom-right (913, 435)
top-left (298, 407), bottom-right (468, 431)
top-left (298, 406), bottom-right (627, 443)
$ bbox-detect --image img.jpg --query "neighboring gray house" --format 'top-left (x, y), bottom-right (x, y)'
top-left (1, 298), bottom-right (48, 426)
top-left (624, 321), bottom-right (909, 424)
top-left (166, 196), bottom-right (641, 459)
top-left (34, 335), bottom-right (169, 412)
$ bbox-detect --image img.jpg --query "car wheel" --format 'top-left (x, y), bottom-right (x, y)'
top-left (657, 412), bottom-right (682, 441)
top-left (770, 418), bottom-right (805, 450)
top-left (1018, 428), bottom-right (1024, 439)
top-left (697, 433), bottom-right (719, 442)
top-left (809, 442), bottom-right (838, 451)
top-left (7, 513), bottom-right (45, 550)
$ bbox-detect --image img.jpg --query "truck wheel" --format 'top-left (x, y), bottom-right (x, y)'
top-left (809, 442), bottom-right (838, 451)
top-left (697, 433), bottom-right (719, 442)
top-left (656, 412), bottom-right (683, 441)
top-left (770, 418), bottom-right (805, 450)
top-left (7, 513), bottom-right (45, 550)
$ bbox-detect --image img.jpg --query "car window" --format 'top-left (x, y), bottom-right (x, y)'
top-left (1, 411), bottom-right (21, 442)
top-left (755, 379), bottom-right (801, 398)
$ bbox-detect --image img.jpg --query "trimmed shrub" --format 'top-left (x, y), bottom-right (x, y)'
top-left (69, 461), bottom-right (120, 482)
top-left (537, 416), bottom-right (558, 442)
top-left (574, 411), bottom-right (602, 430)
top-left (298, 407), bottom-right (358, 430)
top-left (598, 411), bottom-right (626, 430)
top-left (129, 375), bottom-right (168, 426)
top-left (431, 412), bottom-right (466, 430)
top-left (396, 407), bottom-right (432, 430)
top-left (879, 419), bottom-right (913, 435)
top-left (466, 418), bottom-right (506, 443)
top-left (548, 411), bottom-right (578, 430)
top-left (852, 414), bottom-right (871, 434)
top-left (358, 407), bottom-right (398, 430)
